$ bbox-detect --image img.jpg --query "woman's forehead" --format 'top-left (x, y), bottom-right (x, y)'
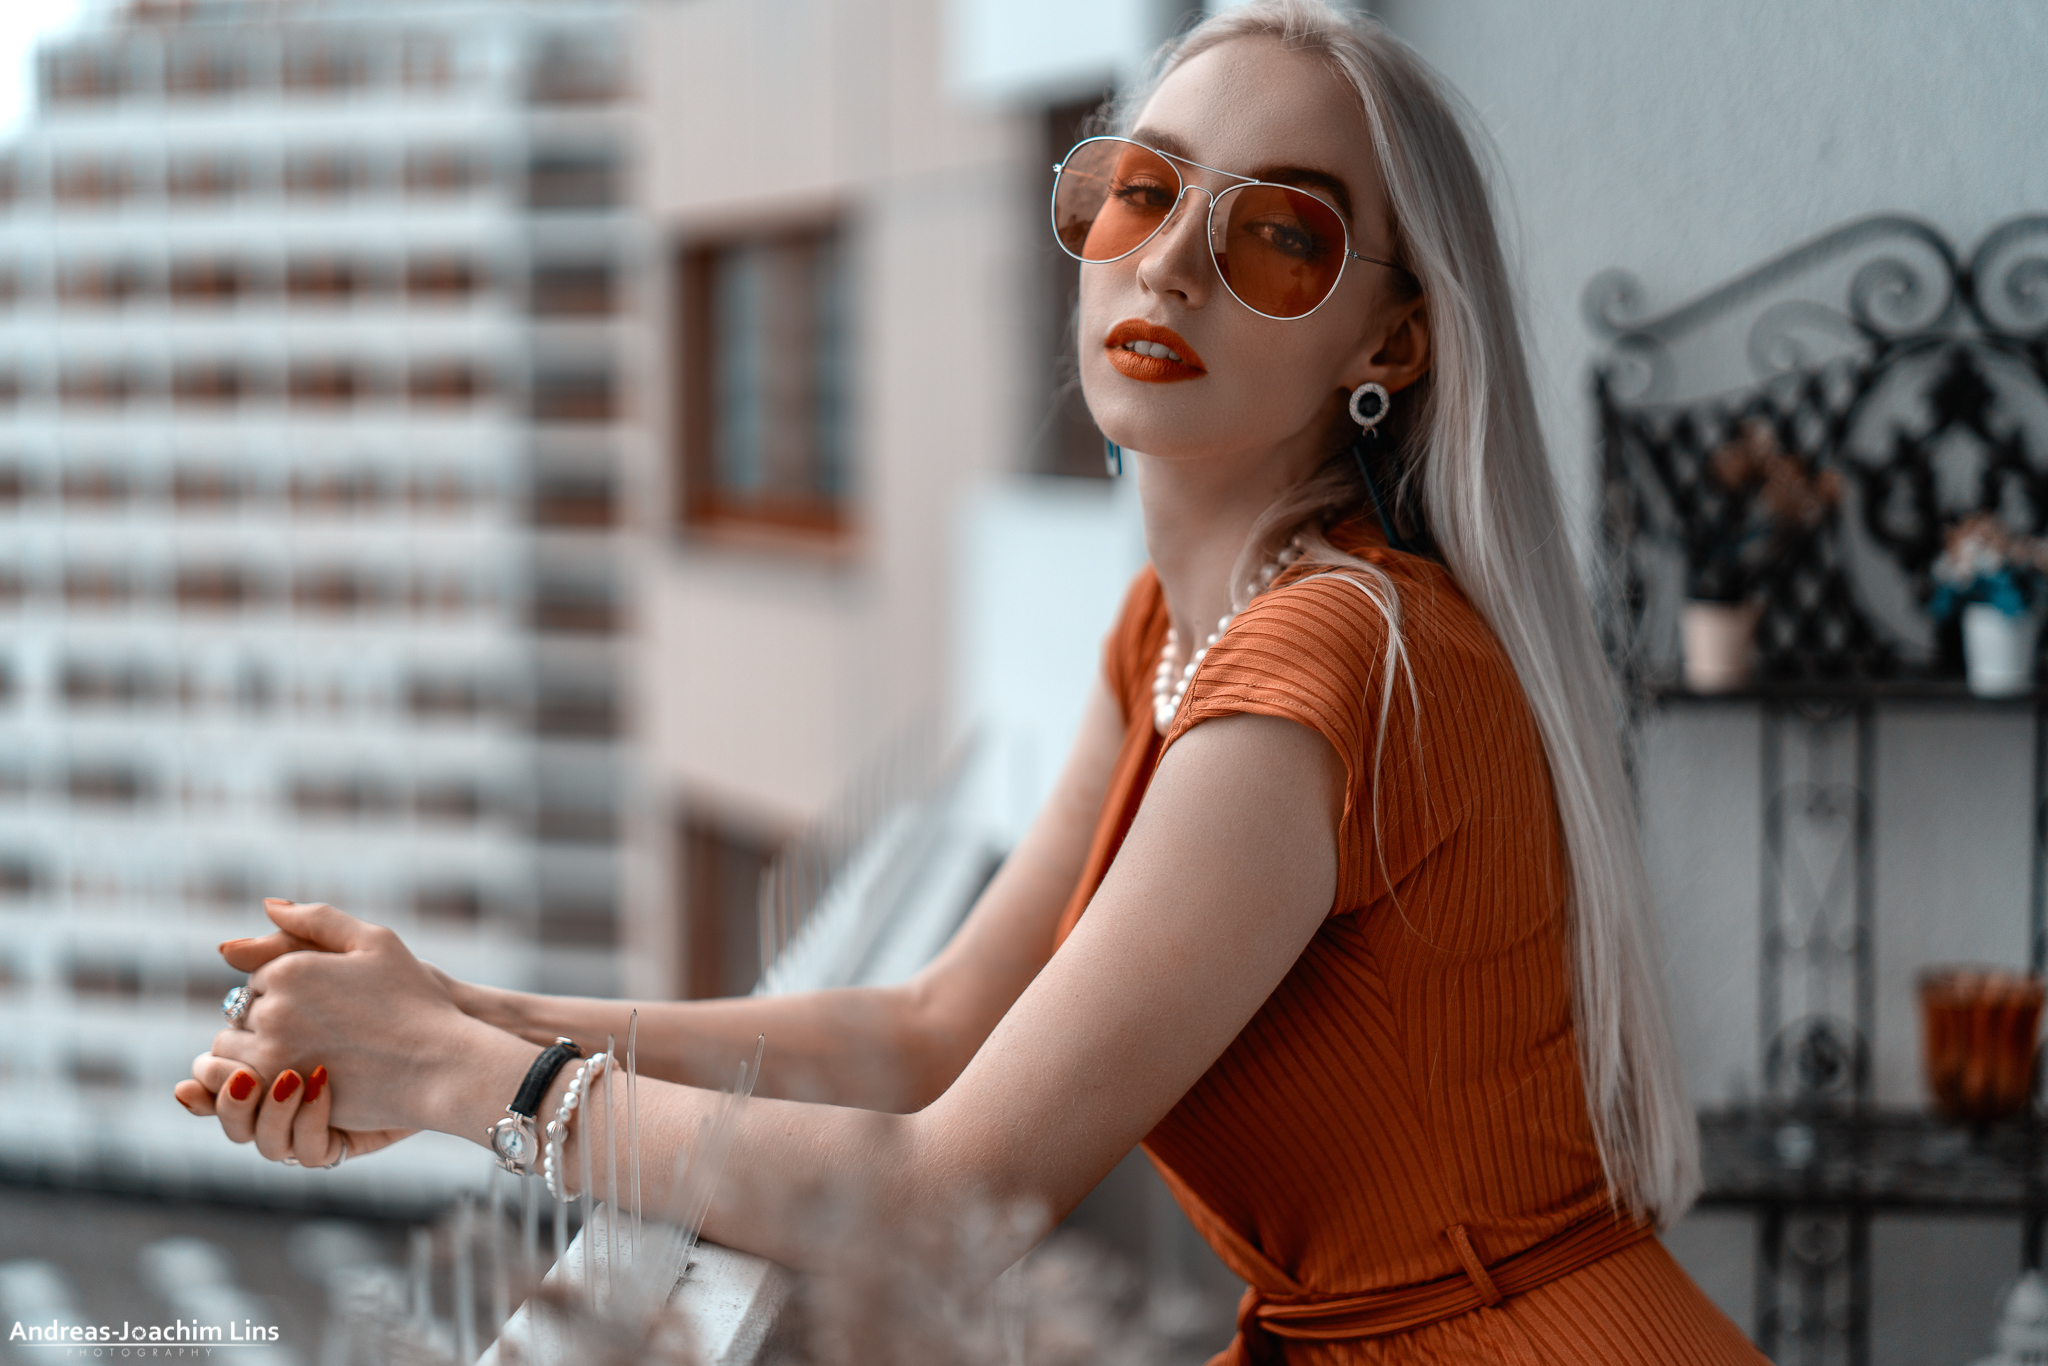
top-left (1133, 37), bottom-right (1378, 211)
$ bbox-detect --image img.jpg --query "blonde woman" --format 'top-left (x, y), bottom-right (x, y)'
top-left (182, 4), bottom-right (1763, 1359)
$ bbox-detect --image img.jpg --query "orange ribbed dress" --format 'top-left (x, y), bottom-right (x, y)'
top-left (1053, 521), bottom-right (1765, 1365)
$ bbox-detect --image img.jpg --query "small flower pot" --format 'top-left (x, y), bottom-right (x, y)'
top-left (1681, 600), bottom-right (1760, 693)
top-left (1919, 966), bottom-right (2044, 1124)
top-left (1962, 603), bottom-right (2040, 697)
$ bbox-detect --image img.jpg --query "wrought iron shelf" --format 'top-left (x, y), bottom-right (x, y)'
top-left (1594, 211), bottom-right (2048, 1364)
top-left (1701, 1107), bottom-right (2048, 1215)
top-left (1650, 681), bottom-right (2048, 709)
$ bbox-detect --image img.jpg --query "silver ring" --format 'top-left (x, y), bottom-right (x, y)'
top-left (319, 1138), bottom-right (349, 1170)
top-left (281, 1156), bottom-right (301, 1167)
top-left (221, 985), bottom-right (253, 1030)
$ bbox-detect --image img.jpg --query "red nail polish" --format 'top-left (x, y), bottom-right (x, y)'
top-left (177, 1094), bottom-right (198, 1114)
top-left (218, 938), bottom-right (252, 952)
top-left (228, 1071), bottom-right (256, 1102)
top-left (272, 1071), bottom-right (301, 1103)
top-left (304, 1066), bottom-right (326, 1104)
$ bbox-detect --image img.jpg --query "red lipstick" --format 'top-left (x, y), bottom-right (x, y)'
top-left (1104, 320), bottom-right (1207, 383)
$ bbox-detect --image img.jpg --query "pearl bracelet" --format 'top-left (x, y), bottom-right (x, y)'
top-left (542, 1051), bottom-right (610, 1203)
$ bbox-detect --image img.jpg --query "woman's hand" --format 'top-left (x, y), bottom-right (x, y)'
top-left (175, 1057), bottom-right (416, 1165)
top-left (217, 924), bottom-right (493, 1023)
top-left (204, 898), bottom-right (500, 1135)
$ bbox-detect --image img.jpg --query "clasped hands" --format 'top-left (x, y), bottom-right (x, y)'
top-left (176, 897), bottom-right (495, 1168)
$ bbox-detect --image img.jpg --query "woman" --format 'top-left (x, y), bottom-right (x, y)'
top-left (181, 4), bottom-right (1764, 1360)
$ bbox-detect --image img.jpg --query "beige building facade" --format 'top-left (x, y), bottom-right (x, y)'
top-left (618, 0), bottom-right (1152, 1002)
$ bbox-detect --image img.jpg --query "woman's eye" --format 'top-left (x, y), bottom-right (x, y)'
top-left (1110, 178), bottom-right (1176, 213)
top-left (1240, 218), bottom-right (1323, 261)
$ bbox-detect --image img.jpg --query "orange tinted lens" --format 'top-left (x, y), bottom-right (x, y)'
top-left (1053, 140), bottom-right (1180, 262)
top-left (1215, 183), bottom-right (1347, 317)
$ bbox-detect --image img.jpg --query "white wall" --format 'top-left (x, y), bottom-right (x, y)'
top-left (1379, 0), bottom-right (2048, 1108)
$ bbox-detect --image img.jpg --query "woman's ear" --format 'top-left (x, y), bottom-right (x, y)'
top-left (1347, 295), bottom-right (1431, 397)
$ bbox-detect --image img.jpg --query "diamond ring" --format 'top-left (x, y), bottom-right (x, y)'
top-left (221, 984), bottom-right (254, 1030)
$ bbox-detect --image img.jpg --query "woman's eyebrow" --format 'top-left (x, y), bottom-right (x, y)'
top-left (1252, 166), bottom-right (1353, 221)
top-left (1130, 128), bottom-right (1355, 222)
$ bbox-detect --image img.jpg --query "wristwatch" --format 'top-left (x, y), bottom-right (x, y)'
top-left (486, 1037), bottom-right (581, 1174)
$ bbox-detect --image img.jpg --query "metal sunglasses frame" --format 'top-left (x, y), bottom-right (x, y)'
top-left (1049, 134), bottom-right (1413, 322)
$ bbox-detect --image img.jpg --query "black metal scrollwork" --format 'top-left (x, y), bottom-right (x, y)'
top-left (1594, 213), bottom-right (2048, 685)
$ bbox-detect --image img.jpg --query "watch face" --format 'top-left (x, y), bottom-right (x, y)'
top-left (490, 1121), bottom-right (535, 1168)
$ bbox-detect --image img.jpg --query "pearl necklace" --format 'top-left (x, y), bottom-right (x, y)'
top-left (1151, 538), bottom-right (1304, 735)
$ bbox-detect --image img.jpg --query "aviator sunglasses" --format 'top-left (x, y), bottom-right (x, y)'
top-left (1050, 135), bottom-right (1412, 321)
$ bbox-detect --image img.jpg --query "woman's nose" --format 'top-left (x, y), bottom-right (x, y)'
top-left (1135, 186), bottom-right (1215, 304)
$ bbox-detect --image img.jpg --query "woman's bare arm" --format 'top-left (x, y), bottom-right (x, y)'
top-left (198, 680), bottom-right (1127, 1116)
top-left (195, 709), bottom-right (1344, 1285)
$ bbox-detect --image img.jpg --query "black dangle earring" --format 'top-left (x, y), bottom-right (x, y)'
top-left (1103, 437), bottom-right (1123, 477)
top-left (1346, 382), bottom-right (1418, 555)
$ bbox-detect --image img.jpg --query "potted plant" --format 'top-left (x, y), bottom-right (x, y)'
top-left (1679, 421), bottom-right (1843, 691)
top-left (1929, 514), bottom-right (2048, 697)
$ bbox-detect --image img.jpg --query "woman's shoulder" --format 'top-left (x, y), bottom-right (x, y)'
top-left (1231, 543), bottom-right (1507, 690)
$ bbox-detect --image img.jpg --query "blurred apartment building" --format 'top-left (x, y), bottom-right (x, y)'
top-left (0, 0), bottom-right (635, 1203)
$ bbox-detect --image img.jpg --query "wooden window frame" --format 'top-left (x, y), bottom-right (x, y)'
top-left (676, 216), bottom-right (854, 539)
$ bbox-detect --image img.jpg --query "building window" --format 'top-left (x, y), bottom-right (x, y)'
top-left (403, 147), bottom-right (479, 196)
top-left (171, 466), bottom-right (243, 510)
top-left (530, 575), bottom-right (617, 635)
top-left (57, 261), bottom-right (143, 308)
top-left (1041, 94), bottom-right (1116, 479)
top-left (60, 365), bottom-right (141, 407)
top-left (530, 367), bottom-right (616, 424)
top-left (681, 814), bottom-right (778, 999)
top-left (42, 46), bottom-right (125, 105)
top-left (61, 468), bottom-right (128, 508)
top-left (402, 33), bottom-right (455, 90)
top-left (409, 360), bottom-right (488, 406)
top-left (415, 885), bottom-right (482, 923)
top-left (165, 44), bottom-right (241, 99)
top-left (405, 255), bottom-right (481, 301)
top-left (168, 155), bottom-right (243, 202)
top-left (530, 261), bottom-right (614, 316)
top-left (289, 469), bottom-right (376, 512)
top-left (528, 34), bottom-right (622, 105)
top-left (174, 565), bottom-right (261, 612)
top-left (288, 361), bottom-right (366, 406)
top-left (293, 567), bottom-right (380, 614)
top-left (169, 259), bottom-right (245, 306)
top-left (287, 258), bottom-right (362, 304)
top-left (172, 362), bottom-right (249, 406)
top-left (284, 152), bottom-right (365, 199)
top-left (52, 158), bottom-right (132, 207)
top-left (64, 566), bottom-right (131, 609)
top-left (526, 149), bottom-right (618, 211)
top-left (68, 766), bottom-right (148, 806)
top-left (679, 223), bottom-right (852, 533)
top-left (532, 471), bottom-right (616, 528)
top-left (283, 43), bottom-right (368, 94)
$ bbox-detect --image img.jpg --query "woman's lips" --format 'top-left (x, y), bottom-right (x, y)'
top-left (1104, 320), bottom-right (1207, 383)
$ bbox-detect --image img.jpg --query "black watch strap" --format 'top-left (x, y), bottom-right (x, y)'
top-left (509, 1038), bottom-right (581, 1118)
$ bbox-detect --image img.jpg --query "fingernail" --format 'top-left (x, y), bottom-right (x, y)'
top-left (218, 938), bottom-right (252, 952)
top-left (304, 1066), bottom-right (327, 1104)
top-left (176, 1093), bottom-right (198, 1115)
top-left (227, 1071), bottom-right (256, 1102)
top-left (272, 1070), bottom-right (301, 1103)
top-left (264, 898), bottom-right (291, 906)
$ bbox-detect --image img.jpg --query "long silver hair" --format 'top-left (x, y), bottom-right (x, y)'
top-left (1117, 0), bottom-right (1699, 1225)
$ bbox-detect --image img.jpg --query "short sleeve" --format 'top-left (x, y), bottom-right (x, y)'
top-left (1163, 563), bottom-right (1458, 916)
top-left (1100, 566), bottom-right (1166, 727)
